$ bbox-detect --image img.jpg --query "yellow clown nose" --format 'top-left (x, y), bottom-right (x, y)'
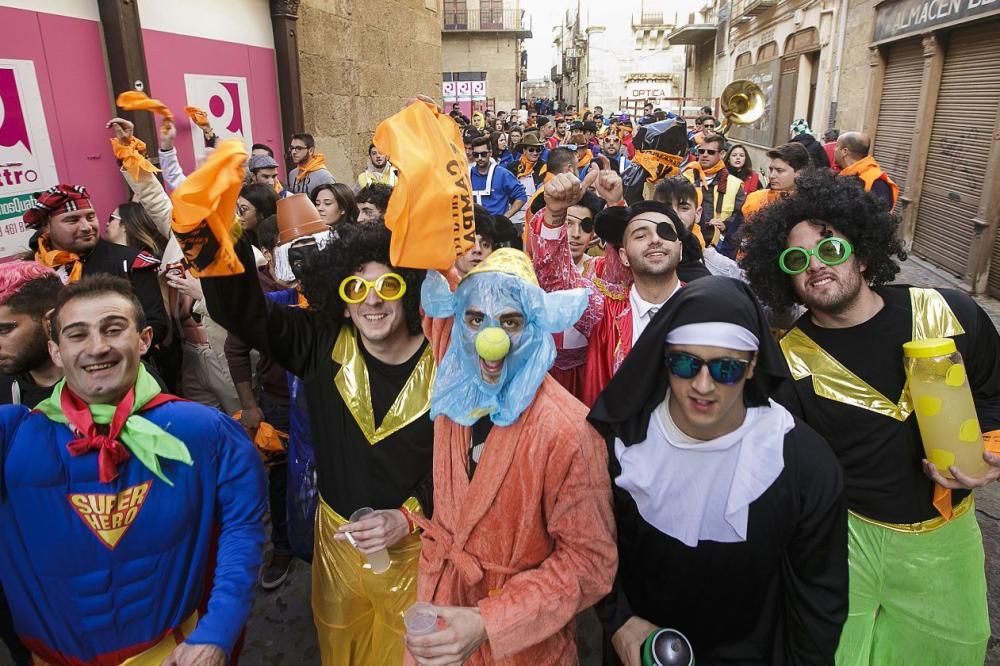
top-left (476, 327), bottom-right (510, 362)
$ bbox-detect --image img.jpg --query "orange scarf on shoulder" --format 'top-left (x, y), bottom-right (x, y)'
top-left (295, 153), bottom-right (328, 181)
top-left (36, 235), bottom-right (84, 283)
top-left (684, 159), bottom-right (725, 182)
top-left (514, 154), bottom-right (537, 178)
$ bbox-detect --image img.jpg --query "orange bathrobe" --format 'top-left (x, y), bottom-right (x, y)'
top-left (409, 321), bottom-right (617, 665)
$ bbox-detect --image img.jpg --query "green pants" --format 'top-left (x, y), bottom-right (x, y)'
top-left (835, 505), bottom-right (989, 665)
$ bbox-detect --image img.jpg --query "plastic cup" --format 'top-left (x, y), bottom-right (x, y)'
top-left (348, 507), bottom-right (391, 574)
top-left (403, 602), bottom-right (439, 636)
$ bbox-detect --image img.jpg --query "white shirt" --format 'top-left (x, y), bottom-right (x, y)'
top-left (629, 281), bottom-right (682, 343)
top-left (614, 396), bottom-right (793, 547)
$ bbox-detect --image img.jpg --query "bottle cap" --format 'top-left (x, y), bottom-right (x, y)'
top-left (903, 337), bottom-right (957, 359)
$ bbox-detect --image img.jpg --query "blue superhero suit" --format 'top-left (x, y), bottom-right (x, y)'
top-left (0, 399), bottom-right (266, 665)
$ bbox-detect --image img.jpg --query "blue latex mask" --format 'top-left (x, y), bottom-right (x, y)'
top-left (422, 268), bottom-right (589, 426)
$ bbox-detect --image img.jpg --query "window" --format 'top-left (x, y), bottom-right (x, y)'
top-left (735, 51), bottom-right (753, 68)
top-left (757, 41), bottom-right (778, 61)
top-left (480, 0), bottom-right (503, 29)
top-left (784, 28), bottom-right (818, 54)
top-left (444, 0), bottom-right (467, 29)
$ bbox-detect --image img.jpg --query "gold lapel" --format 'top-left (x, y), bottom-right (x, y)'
top-left (332, 327), bottom-right (435, 445)
top-left (780, 288), bottom-right (964, 421)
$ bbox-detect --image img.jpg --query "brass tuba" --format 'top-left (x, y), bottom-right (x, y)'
top-left (718, 79), bottom-right (765, 134)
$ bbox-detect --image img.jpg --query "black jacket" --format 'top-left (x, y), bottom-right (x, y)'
top-left (80, 239), bottom-right (168, 345)
top-left (790, 134), bottom-right (831, 169)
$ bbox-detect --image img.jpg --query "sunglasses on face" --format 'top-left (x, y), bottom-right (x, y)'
top-left (697, 148), bottom-right (719, 156)
top-left (778, 237), bottom-right (853, 275)
top-left (338, 272), bottom-right (407, 304)
top-left (665, 351), bottom-right (751, 385)
top-left (567, 215), bottom-right (594, 233)
top-left (472, 151), bottom-right (490, 157)
top-left (525, 147), bottom-right (541, 153)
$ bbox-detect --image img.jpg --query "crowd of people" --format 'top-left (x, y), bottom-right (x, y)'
top-left (0, 87), bottom-right (996, 666)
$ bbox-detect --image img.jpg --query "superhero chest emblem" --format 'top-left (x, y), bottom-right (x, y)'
top-left (68, 481), bottom-right (152, 550)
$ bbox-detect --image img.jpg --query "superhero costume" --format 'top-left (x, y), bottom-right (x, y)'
top-left (0, 372), bottom-right (265, 665)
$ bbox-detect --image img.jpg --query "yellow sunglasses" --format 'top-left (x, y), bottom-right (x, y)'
top-left (338, 272), bottom-right (407, 304)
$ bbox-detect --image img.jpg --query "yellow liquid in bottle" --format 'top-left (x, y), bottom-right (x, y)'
top-left (908, 358), bottom-right (988, 478)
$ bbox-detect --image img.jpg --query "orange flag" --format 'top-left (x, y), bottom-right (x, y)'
top-left (374, 100), bottom-right (475, 270)
top-left (185, 106), bottom-right (211, 130)
top-left (116, 91), bottom-right (174, 122)
top-left (170, 140), bottom-right (248, 277)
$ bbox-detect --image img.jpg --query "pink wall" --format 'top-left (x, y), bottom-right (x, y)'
top-left (0, 6), bottom-right (123, 220)
top-left (141, 29), bottom-right (285, 178)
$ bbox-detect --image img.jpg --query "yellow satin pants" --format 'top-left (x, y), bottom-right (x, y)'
top-left (312, 499), bottom-right (421, 666)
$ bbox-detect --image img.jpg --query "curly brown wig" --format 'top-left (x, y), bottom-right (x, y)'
top-left (299, 223), bottom-right (425, 335)
top-left (740, 169), bottom-right (906, 310)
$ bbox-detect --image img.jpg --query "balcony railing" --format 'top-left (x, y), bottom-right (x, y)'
top-left (443, 9), bottom-right (532, 36)
top-left (732, 0), bottom-right (776, 19)
top-left (632, 10), bottom-right (667, 27)
top-left (666, 10), bottom-right (718, 44)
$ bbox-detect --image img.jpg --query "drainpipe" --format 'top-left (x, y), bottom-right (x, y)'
top-left (828, 0), bottom-right (850, 127)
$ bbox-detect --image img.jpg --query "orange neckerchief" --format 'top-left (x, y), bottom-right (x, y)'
top-left (934, 430), bottom-right (1000, 519)
top-left (36, 235), bottom-right (84, 283)
top-left (295, 153), bottom-right (328, 181)
top-left (112, 136), bottom-right (159, 181)
top-left (632, 150), bottom-right (683, 183)
top-left (684, 159), bottom-right (726, 183)
top-left (514, 153), bottom-right (538, 178)
top-left (577, 150), bottom-right (593, 170)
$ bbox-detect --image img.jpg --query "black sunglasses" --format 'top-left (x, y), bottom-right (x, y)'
top-left (697, 148), bottom-right (719, 156)
top-left (472, 151), bottom-right (490, 157)
top-left (665, 352), bottom-right (751, 385)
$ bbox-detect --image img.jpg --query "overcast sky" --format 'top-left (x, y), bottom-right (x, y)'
top-left (523, 0), bottom-right (575, 80)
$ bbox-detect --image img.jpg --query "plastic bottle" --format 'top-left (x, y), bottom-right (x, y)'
top-left (904, 337), bottom-right (988, 478)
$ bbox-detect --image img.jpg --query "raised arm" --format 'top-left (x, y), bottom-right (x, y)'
top-left (200, 238), bottom-right (331, 379)
top-left (157, 120), bottom-right (187, 192)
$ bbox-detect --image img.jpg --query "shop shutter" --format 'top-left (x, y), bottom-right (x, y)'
top-left (872, 39), bottom-right (922, 196)
top-left (912, 22), bottom-right (1000, 276)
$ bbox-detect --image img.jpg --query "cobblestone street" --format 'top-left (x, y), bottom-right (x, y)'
top-left (237, 255), bottom-right (1000, 665)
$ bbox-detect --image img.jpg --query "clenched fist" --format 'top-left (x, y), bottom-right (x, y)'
top-left (594, 154), bottom-right (624, 203)
top-left (543, 172), bottom-right (584, 223)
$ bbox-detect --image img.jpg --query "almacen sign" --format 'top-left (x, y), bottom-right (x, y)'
top-left (874, 0), bottom-right (999, 42)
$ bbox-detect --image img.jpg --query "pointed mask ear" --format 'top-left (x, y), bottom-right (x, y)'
top-left (536, 287), bottom-right (590, 333)
top-left (420, 270), bottom-right (457, 318)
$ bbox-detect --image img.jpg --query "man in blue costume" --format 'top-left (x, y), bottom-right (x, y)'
top-left (0, 275), bottom-right (265, 665)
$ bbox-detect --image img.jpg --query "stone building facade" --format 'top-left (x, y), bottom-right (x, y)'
top-left (552, 1), bottom-right (699, 116)
top-left (694, 0), bottom-right (1000, 294)
top-left (440, 0), bottom-right (531, 116)
top-left (298, 0), bottom-right (443, 180)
